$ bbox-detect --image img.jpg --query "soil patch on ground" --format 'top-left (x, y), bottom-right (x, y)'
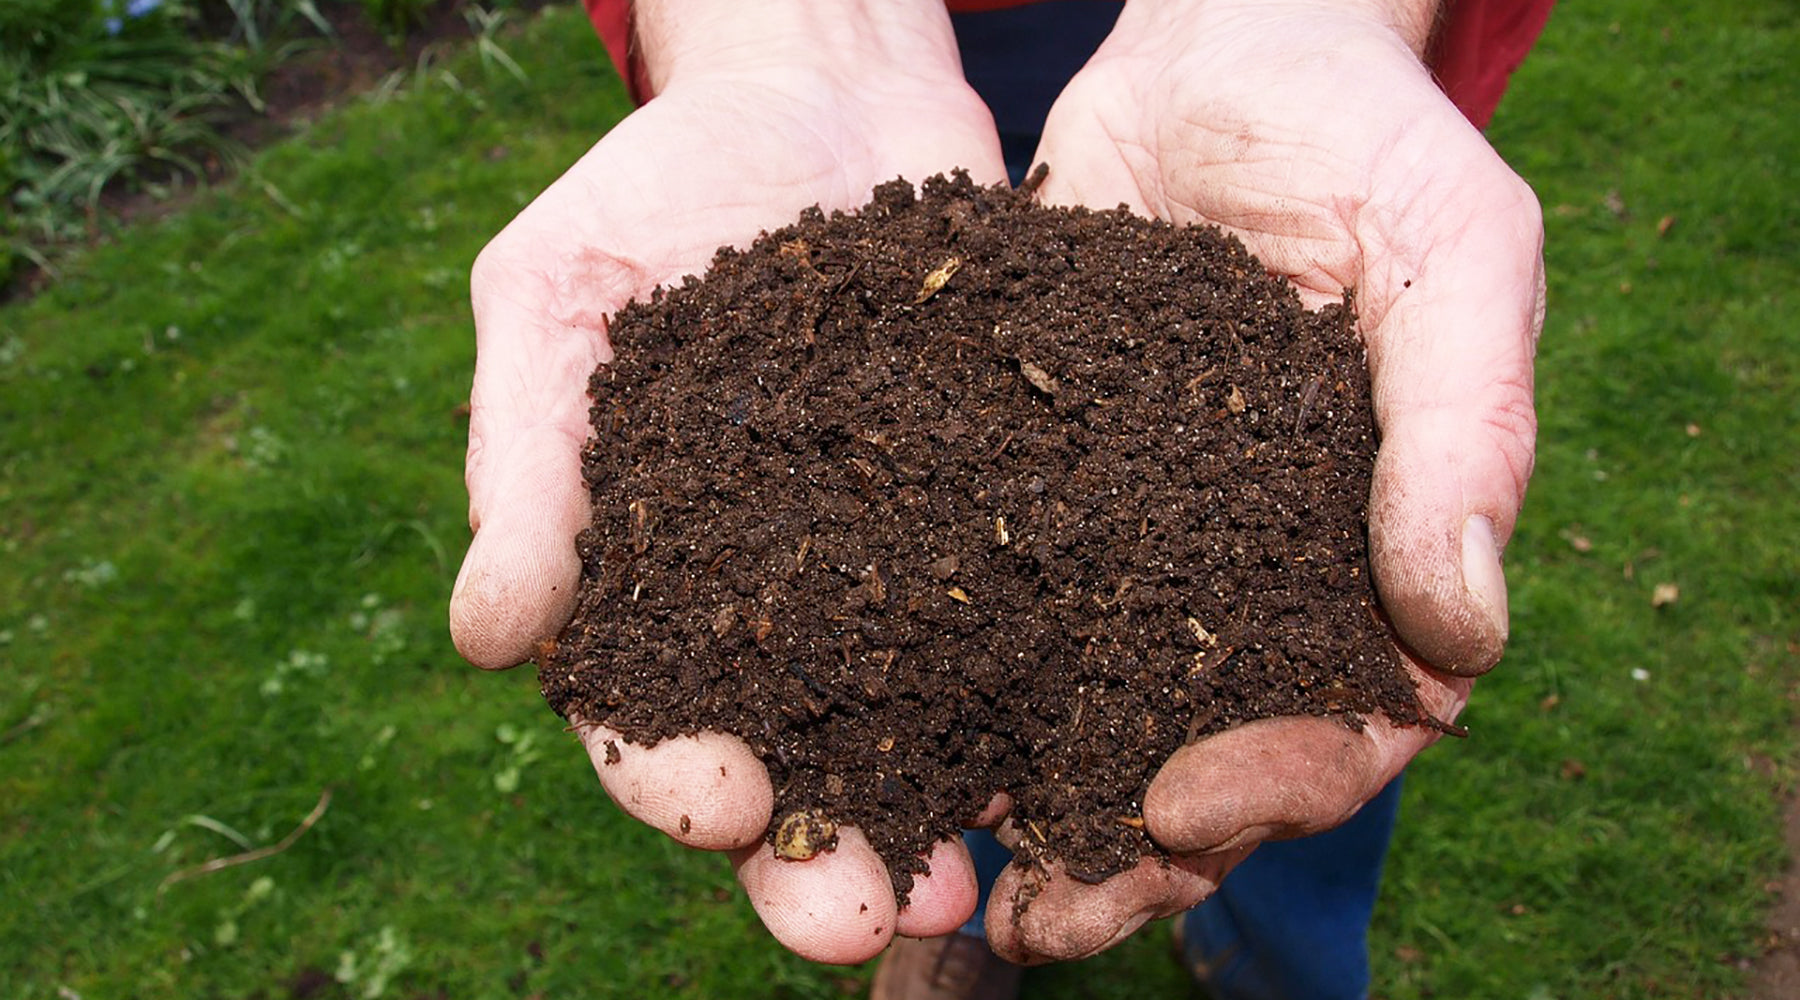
top-left (539, 170), bottom-right (1427, 901)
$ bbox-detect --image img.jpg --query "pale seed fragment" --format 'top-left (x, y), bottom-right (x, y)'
top-left (773, 809), bottom-right (839, 861)
top-left (914, 257), bottom-right (962, 304)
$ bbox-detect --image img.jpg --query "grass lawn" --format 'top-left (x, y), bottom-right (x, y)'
top-left (1, 2), bottom-right (1795, 998)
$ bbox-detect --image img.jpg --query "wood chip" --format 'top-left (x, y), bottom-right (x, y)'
top-left (628, 498), bottom-right (655, 554)
top-left (1186, 617), bottom-right (1218, 647)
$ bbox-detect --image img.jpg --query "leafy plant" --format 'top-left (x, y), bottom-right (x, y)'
top-left (357, 0), bottom-right (434, 45)
top-left (0, 2), bottom-right (249, 284)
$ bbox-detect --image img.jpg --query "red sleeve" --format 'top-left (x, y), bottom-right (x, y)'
top-left (581, 0), bottom-right (1554, 128)
top-left (1430, 0), bottom-right (1557, 127)
top-left (584, 0), bottom-right (652, 105)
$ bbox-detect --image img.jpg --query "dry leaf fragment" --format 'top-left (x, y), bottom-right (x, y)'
top-left (1651, 582), bottom-right (1680, 607)
top-left (1226, 385), bottom-right (1247, 414)
top-left (1656, 214), bottom-right (1677, 237)
top-left (778, 238), bottom-right (811, 262)
top-left (1019, 360), bottom-right (1060, 395)
top-left (710, 605), bottom-right (737, 637)
top-left (947, 586), bottom-right (971, 604)
top-left (914, 257), bottom-right (962, 304)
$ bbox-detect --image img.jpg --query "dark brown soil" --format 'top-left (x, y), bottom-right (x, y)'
top-left (539, 170), bottom-right (1428, 902)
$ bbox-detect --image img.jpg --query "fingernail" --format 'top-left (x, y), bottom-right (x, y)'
top-left (1098, 909), bottom-right (1161, 953)
top-left (1461, 515), bottom-right (1509, 644)
top-left (1196, 823), bottom-right (1276, 855)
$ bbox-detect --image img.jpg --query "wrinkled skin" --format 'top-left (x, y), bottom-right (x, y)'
top-left (982, 2), bottom-right (1542, 963)
top-left (453, 54), bottom-right (1007, 963)
top-left (450, 0), bottom-right (1540, 968)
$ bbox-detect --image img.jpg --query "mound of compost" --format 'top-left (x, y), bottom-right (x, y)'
top-left (539, 170), bottom-right (1426, 902)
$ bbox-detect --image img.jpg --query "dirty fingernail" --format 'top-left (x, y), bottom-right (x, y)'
top-left (1461, 515), bottom-right (1509, 644)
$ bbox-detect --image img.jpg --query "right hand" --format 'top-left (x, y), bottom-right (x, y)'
top-left (448, 1), bottom-right (1008, 964)
top-left (980, 0), bottom-right (1541, 963)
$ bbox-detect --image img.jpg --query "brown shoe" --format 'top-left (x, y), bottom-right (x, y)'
top-left (869, 933), bottom-right (1023, 1000)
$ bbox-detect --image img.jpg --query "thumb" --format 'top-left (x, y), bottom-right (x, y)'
top-left (449, 241), bottom-right (612, 669)
top-left (1364, 150), bottom-right (1543, 676)
top-left (450, 424), bottom-right (589, 669)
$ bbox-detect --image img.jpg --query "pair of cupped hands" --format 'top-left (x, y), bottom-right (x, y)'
top-left (449, 0), bottom-right (1542, 968)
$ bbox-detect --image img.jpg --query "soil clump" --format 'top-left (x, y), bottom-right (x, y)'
top-left (539, 170), bottom-right (1427, 902)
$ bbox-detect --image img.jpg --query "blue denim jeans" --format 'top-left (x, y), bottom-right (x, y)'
top-left (959, 778), bottom-right (1404, 1000)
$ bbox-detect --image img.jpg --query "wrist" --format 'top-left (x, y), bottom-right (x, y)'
top-left (633, 0), bottom-right (968, 97)
top-left (1119, 0), bottom-right (1441, 59)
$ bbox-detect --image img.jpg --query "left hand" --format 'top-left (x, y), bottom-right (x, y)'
top-left (983, 0), bottom-right (1543, 962)
top-left (450, 0), bottom-right (1011, 964)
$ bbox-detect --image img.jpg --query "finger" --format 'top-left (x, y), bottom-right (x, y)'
top-left (577, 721), bottom-right (772, 850)
top-left (449, 231), bottom-right (616, 670)
top-left (984, 850), bottom-right (1245, 965)
top-left (733, 826), bottom-right (898, 964)
top-left (449, 425), bottom-right (589, 669)
top-left (893, 837), bottom-right (980, 939)
top-left (1144, 664), bottom-right (1472, 854)
top-left (1363, 138), bottom-right (1544, 676)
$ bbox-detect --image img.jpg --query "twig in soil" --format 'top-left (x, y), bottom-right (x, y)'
top-left (1294, 373), bottom-right (1324, 433)
top-left (1419, 713), bottom-right (1471, 739)
top-left (1019, 162), bottom-right (1050, 197)
top-left (786, 660), bottom-right (837, 704)
top-left (815, 259), bottom-right (865, 331)
top-left (157, 788), bottom-right (333, 894)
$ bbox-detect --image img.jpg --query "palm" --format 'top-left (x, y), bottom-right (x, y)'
top-left (464, 77), bottom-right (1005, 582)
top-left (983, 7), bottom-right (1543, 963)
top-left (453, 74), bottom-right (1005, 963)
